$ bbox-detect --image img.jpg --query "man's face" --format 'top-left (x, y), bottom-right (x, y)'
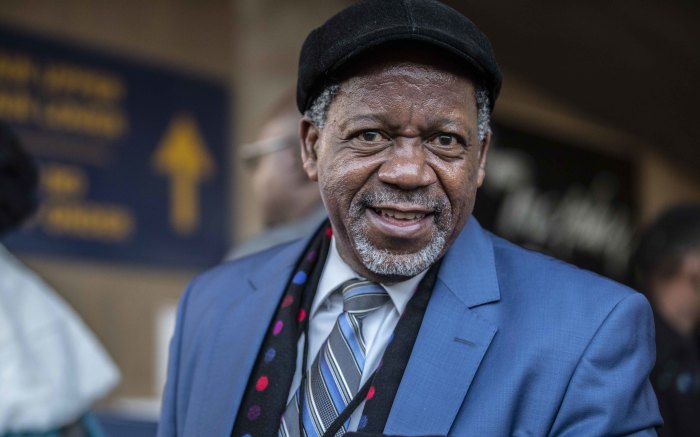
top-left (251, 113), bottom-right (304, 227)
top-left (301, 54), bottom-right (490, 283)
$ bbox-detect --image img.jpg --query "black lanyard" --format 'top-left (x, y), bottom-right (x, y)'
top-left (296, 302), bottom-right (377, 437)
top-left (296, 259), bottom-right (440, 436)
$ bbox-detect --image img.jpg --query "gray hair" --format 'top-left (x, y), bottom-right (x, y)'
top-left (304, 84), bottom-right (341, 129)
top-left (474, 87), bottom-right (491, 142)
top-left (304, 83), bottom-right (492, 141)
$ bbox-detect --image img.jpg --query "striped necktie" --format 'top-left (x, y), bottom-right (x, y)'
top-left (280, 279), bottom-right (389, 437)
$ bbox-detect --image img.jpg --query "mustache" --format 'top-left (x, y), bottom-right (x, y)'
top-left (356, 190), bottom-right (448, 214)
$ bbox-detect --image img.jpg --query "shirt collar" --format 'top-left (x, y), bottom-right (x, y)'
top-left (311, 237), bottom-right (427, 317)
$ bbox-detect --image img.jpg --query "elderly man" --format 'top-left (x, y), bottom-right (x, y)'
top-left (159, 1), bottom-right (661, 436)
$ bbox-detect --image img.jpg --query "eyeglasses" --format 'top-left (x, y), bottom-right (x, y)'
top-left (239, 134), bottom-right (299, 164)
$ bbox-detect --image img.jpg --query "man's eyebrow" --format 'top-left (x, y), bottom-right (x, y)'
top-left (423, 117), bottom-right (475, 139)
top-left (428, 117), bottom-right (470, 130)
top-left (336, 114), bottom-right (385, 131)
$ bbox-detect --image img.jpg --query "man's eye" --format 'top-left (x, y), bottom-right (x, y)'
top-left (359, 131), bottom-right (384, 142)
top-left (430, 134), bottom-right (459, 147)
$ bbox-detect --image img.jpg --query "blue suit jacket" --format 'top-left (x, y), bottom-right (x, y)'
top-left (159, 218), bottom-right (661, 436)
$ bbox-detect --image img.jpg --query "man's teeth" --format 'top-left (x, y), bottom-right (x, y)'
top-left (376, 209), bottom-right (425, 220)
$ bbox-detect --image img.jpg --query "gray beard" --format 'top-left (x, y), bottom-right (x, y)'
top-left (348, 191), bottom-right (450, 277)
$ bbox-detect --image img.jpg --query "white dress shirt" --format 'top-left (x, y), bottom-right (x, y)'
top-left (287, 237), bottom-right (426, 430)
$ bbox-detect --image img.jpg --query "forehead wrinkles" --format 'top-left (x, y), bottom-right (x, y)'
top-left (343, 63), bottom-right (461, 96)
top-left (333, 65), bottom-right (471, 123)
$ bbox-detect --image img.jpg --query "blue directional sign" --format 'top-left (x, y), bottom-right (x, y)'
top-left (0, 25), bottom-right (230, 267)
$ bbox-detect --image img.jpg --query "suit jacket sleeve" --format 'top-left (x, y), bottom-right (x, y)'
top-left (549, 292), bottom-right (661, 436)
top-left (158, 278), bottom-right (197, 437)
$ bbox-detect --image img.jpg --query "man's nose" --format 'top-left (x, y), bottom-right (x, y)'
top-left (377, 137), bottom-right (437, 190)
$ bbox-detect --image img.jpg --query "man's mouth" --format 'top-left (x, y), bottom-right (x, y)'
top-left (364, 206), bottom-right (434, 241)
top-left (373, 208), bottom-right (427, 220)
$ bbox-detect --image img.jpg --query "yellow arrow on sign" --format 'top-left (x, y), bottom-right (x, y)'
top-left (152, 114), bottom-right (215, 235)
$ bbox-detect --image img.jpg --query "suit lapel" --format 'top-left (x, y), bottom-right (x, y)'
top-left (385, 218), bottom-right (500, 435)
top-left (193, 239), bottom-right (309, 436)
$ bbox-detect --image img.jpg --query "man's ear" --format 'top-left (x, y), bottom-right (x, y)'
top-left (476, 130), bottom-right (491, 188)
top-left (300, 117), bottom-right (320, 181)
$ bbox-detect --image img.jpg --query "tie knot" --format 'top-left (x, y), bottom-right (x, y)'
top-left (340, 279), bottom-right (389, 316)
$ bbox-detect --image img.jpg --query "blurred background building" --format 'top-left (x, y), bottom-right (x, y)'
top-left (0, 0), bottom-right (698, 432)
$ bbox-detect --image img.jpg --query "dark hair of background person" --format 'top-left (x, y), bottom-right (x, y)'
top-left (0, 122), bottom-right (39, 237)
top-left (631, 203), bottom-right (700, 294)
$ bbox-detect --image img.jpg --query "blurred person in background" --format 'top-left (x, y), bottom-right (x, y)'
top-left (228, 90), bottom-right (324, 260)
top-left (0, 123), bottom-right (120, 437)
top-left (632, 203), bottom-right (700, 437)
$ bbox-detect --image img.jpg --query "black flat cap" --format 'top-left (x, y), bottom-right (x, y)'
top-left (297, 0), bottom-right (502, 113)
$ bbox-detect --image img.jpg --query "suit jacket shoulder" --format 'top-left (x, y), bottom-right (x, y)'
top-left (159, 238), bottom-right (310, 436)
top-left (490, 231), bottom-right (639, 325)
top-left (385, 219), bottom-right (661, 436)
